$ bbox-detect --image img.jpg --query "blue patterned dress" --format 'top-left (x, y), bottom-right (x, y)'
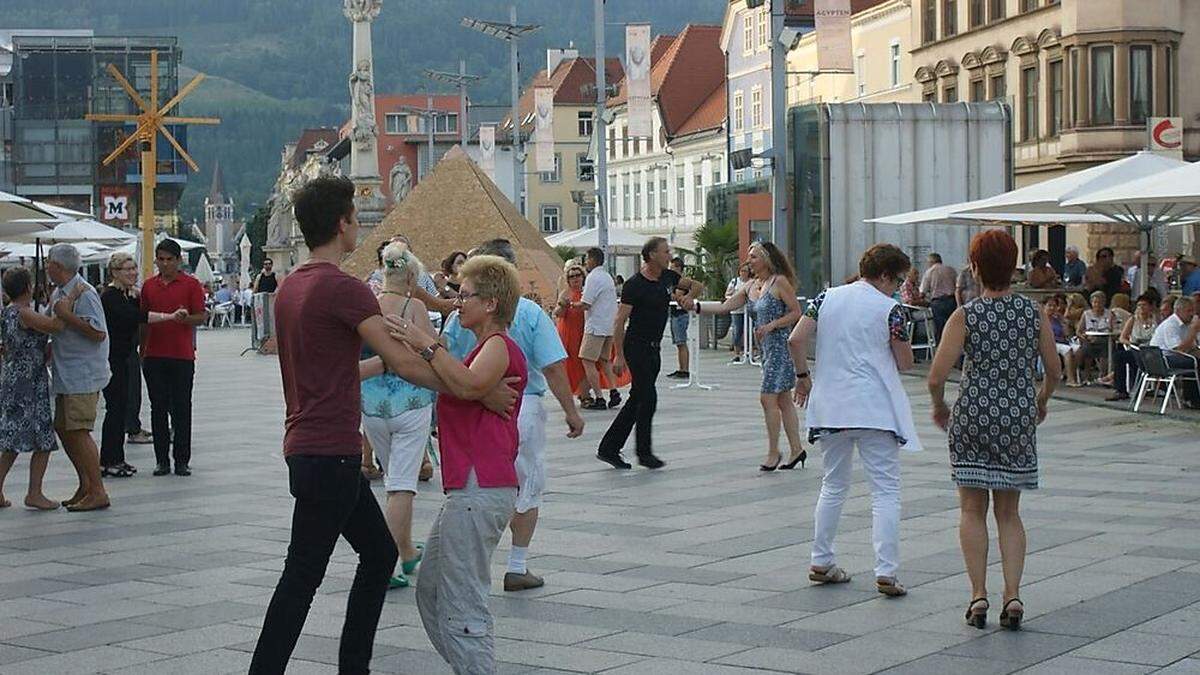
top-left (752, 281), bottom-right (796, 394)
top-left (0, 305), bottom-right (56, 453)
top-left (949, 294), bottom-right (1041, 490)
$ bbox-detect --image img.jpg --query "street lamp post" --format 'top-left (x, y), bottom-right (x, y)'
top-left (424, 62), bottom-right (483, 146)
top-left (462, 8), bottom-right (541, 216)
top-left (593, 0), bottom-right (609, 257)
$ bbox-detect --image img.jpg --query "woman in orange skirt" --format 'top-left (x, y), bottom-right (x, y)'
top-left (555, 260), bottom-right (629, 402)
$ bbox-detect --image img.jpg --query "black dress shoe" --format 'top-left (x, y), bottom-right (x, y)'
top-left (637, 454), bottom-right (665, 469)
top-left (596, 452), bottom-right (632, 470)
top-left (152, 463), bottom-right (171, 476)
top-left (174, 464), bottom-right (191, 476)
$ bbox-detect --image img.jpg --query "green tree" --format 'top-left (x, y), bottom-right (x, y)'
top-left (678, 220), bottom-right (739, 300)
top-left (244, 203), bottom-right (270, 269)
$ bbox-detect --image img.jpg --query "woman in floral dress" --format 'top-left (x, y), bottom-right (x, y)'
top-left (0, 267), bottom-right (69, 510)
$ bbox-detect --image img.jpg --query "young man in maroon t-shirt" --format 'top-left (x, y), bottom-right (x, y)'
top-left (250, 176), bottom-right (515, 674)
top-left (139, 239), bottom-right (208, 476)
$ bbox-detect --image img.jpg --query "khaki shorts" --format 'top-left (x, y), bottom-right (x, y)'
top-left (579, 334), bottom-right (613, 362)
top-left (54, 392), bottom-right (100, 433)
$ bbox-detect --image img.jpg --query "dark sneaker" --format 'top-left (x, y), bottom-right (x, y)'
top-left (584, 399), bottom-right (608, 411)
top-left (174, 464), bottom-right (191, 476)
top-left (127, 431), bottom-right (153, 444)
top-left (152, 463), bottom-right (171, 476)
top-left (607, 390), bottom-right (622, 409)
top-left (503, 570), bottom-right (545, 592)
top-left (596, 452), bottom-right (632, 470)
top-left (638, 454), bottom-right (666, 470)
top-left (665, 370), bottom-right (684, 379)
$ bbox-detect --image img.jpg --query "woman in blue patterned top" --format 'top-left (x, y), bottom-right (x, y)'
top-left (359, 241), bottom-right (437, 589)
top-left (696, 242), bottom-right (805, 471)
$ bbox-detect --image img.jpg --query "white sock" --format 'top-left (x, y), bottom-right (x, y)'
top-left (507, 546), bottom-right (528, 574)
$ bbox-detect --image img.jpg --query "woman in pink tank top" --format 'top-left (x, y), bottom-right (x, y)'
top-left (389, 254), bottom-right (527, 674)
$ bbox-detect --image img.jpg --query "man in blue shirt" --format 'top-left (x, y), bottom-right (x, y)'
top-left (1064, 245), bottom-right (1087, 287)
top-left (214, 283), bottom-right (233, 304)
top-left (1180, 256), bottom-right (1200, 296)
top-left (442, 239), bottom-right (584, 592)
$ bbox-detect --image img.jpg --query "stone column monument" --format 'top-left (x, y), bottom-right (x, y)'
top-left (344, 0), bottom-right (386, 238)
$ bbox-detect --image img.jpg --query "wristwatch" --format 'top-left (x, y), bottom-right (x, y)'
top-left (420, 343), bottom-right (443, 362)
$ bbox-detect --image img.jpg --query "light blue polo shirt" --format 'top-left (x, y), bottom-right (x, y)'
top-left (49, 274), bottom-right (111, 395)
top-left (442, 297), bottom-right (566, 396)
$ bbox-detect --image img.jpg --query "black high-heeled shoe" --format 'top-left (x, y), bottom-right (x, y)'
top-left (965, 597), bottom-right (989, 629)
top-left (760, 457), bottom-right (781, 472)
top-left (779, 450), bottom-right (807, 470)
top-left (999, 598), bottom-right (1023, 630)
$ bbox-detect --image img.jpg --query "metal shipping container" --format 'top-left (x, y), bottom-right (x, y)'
top-left (789, 102), bottom-right (1012, 292)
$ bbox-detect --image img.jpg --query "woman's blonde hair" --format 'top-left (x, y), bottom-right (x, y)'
top-left (560, 259), bottom-right (586, 293)
top-left (1110, 292), bottom-right (1131, 312)
top-left (108, 251), bottom-right (135, 275)
top-left (381, 241), bottom-right (424, 291)
top-left (460, 254), bottom-right (521, 325)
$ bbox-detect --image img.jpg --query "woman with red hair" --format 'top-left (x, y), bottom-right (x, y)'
top-left (927, 229), bottom-right (1060, 632)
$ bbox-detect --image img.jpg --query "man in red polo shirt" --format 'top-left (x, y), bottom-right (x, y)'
top-left (140, 239), bottom-right (207, 477)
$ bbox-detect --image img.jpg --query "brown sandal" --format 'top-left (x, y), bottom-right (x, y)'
top-left (876, 577), bottom-right (908, 597)
top-left (809, 565), bottom-right (852, 584)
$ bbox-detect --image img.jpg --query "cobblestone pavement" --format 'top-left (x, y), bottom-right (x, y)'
top-left (0, 328), bottom-right (1197, 674)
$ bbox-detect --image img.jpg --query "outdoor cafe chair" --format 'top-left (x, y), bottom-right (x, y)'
top-left (1132, 346), bottom-right (1199, 415)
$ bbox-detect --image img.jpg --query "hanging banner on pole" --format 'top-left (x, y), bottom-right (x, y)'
top-left (479, 125), bottom-right (496, 182)
top-left (815, 0), bottom-right (853, 72)
top-left (625, 23), bottom-right (652, 138)
top-left (534, 86), bottom-right (555, 173)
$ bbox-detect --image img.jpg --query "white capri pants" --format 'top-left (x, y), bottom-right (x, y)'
top-left (811, 429), bottom-right (902, 579)
top-left (417, 471), bottom-right (517, 675)
top-left (515, 394), bottom-right (547, 514)
top-left (361, 404), bottom-right (433, 493)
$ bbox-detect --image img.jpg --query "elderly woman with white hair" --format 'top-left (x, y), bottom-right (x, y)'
top-left (358, 241), bottom-right (437, 589)
top-left (99, 252), bottom-right (187, 478)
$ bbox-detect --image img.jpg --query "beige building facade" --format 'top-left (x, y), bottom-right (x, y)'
top-left (786, 1), bottom-right (917, 107)
top-left (911, 0), bottom-right (1199, 258)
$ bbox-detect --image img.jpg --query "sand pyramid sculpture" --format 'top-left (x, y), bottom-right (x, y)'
top-left (342, 146), bottom-right (564, 306)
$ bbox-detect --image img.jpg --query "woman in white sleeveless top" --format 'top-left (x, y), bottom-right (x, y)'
top-left (788, 244), bottom-right (920, 598)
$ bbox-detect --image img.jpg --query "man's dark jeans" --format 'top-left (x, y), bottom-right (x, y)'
top-left (599, 337), bottom-right (661, 459)
top-left (930, 295), bottom-right (958, 344)
top-left (250, 455), bottom-right (398, 675)
top-left (142, 357), bottom-right (194, 467)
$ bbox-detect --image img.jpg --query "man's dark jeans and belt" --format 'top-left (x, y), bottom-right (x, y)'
top-left (599, 338), bottom-right (661, 460)
top-left (250, 454), bottom-right (398, 675)
top-left (930, 295), bottom-right (958, 343)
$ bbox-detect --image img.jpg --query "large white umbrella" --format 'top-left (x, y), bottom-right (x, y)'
top-left (545, 227), bottom-right (649, 254)
top-left (19, 201), bottom-right (94, 223)
top-left (114, 235), bottom-right (205, 256)
top-left (14, 218), bottom-right (136, 245)
top-left (867, 198), bottom-right (1113, 227)
top-left (955, 151), bottom-right (1189, 220)
top-left (193, 253), bottom-right (215, 284)
top-left (0, 241), bottom-right (112, 265)
top-left (956, 152), bottom-right (1195, 295)
top-left (239, 233), bottom-right (252, 290)
top-left (0, 191), bottom-right (57, 237)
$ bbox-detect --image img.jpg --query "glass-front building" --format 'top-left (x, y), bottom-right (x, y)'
top-left (3, 33), bottom-right (185, 217)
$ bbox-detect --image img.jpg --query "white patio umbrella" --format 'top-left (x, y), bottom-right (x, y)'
top-left (867, 198), bottom-right (1113, 227)
top-left (956, 152), bottom-right (1195, 295)
top-left (19, 201), bottom-right (94, 223)
top-left (545, 227), bottom-right (649, 254)
top-left (239, 233), bottom-right (252, 290)
top-left (0, 191), bottom-right (57, 237)
top-left (14, 218), bottom-right (136, 245)
top-left (114, 235), bottom-right (205, 257)
top-left (193, 253), bottom-right (215, 284)
top-left (0, 241), bottom-right (112, 265)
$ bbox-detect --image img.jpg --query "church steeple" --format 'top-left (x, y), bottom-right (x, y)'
top-left (207, 160), bottom-right (228, 205)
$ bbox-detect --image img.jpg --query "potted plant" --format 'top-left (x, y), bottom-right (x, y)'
top-left (677, 220), bottom-right (739, 341)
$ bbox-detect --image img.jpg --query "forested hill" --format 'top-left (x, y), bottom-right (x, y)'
top-left (5, 0), bottom-right (725, 224)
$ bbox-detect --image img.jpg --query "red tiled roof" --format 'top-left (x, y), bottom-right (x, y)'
top-left (376, 94), bottom-right (460, 113)
top-left (675, 83), bottom-right (726, 138)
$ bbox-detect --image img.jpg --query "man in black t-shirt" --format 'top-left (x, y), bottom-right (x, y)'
top-left (597, 237), bottom-right (701, 470)
top-left (253, 259), bottom-right (279, 294)
top-left (666, 257), bottom-right (693, 378)
top-left (1083, 246), bottom-right (1124, 305)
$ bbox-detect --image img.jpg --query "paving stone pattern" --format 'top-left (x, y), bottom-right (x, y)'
top-left (0, 329), bottom-right (1196, 674)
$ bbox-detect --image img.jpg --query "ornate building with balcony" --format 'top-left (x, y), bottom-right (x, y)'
top-left (911, 0), bottom-right (1197, 259)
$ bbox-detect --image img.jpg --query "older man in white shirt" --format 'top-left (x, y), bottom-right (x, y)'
top-left (579, 247), bottom-right (621, 410)
top-left (1150, 295), bottom-right (1200, 407)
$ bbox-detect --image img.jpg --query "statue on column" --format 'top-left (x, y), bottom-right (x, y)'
top-left (343, 0), bottom-right (382, 22)
top-left (349, 60), bottom-right (378, 151)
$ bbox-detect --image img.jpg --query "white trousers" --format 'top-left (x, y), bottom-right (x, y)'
top-left (811, 429), bottom-right (902, 579)
top-left (514, 395), bottom-right (547, 514)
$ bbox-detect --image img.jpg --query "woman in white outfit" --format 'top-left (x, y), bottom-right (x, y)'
top-left (359, 242), bottom-right (436, 589)
top-left (788, 244), bottom-right (920, 597)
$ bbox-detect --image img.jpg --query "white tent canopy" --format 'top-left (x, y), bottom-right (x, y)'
top-left (114, 235), bottom-right (205, 257)
top-left (193, 254), bottom-right (215, 284)
top-left (14, 218), bottom-right (136, 245)
top-left (956, 151), bottom-right (1189, 220)
top-left (0, 241), bottom-right (112, 265)
top-left (0, 191), bottom-right (57, 238)
top-left (545, 227), bottom-right (650, 253)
